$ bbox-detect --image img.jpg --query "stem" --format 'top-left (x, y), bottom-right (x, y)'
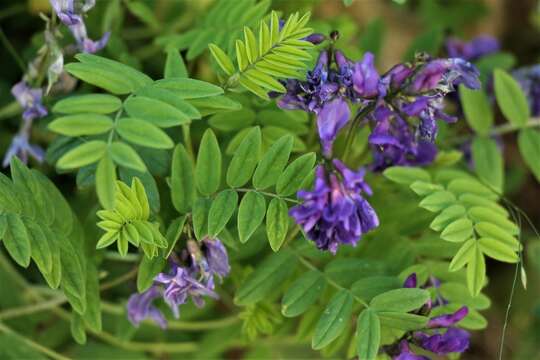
top-left (236, 188), bottom-right (300, 204)
top-left (182, 124), bottom-right (195, 162)
top-left (342, 103), bottom-right (376, 162)
top-left (0, 296), bottom-right (66, 320)
top-left (0, 322), bottom-right (71, 360)
top-left (491, 118), bottom-right (540, 135)
top-left (0, 26), bottom-right (26, 73)
top-left (99, 267), bottom-right (138, 291)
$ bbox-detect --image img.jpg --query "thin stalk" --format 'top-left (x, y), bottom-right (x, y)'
top-left (0, 26), bottom-right (26, 72)
top-left (99, 266), bottom-right (138, 291)
top-left (0, 296), bottom-right (66, 320)
top-left (236, 188), bottom-right (300, 204)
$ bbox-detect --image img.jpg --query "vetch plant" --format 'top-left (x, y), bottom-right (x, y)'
top-left (0, 1), bottom-right (539, 359)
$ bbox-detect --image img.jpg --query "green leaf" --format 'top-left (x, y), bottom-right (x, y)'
top-left (164, 216), bottom-right (186, 258)
top-left (266, 197), bottom-right (289, 251)
top-left (356, 309), bottom-right (380, 360)
top-left (467, 243), bottom-right (486, 296)
top-left (164, 47), bottom-right (188, 78)
top-left (351, 276), bottom-right (402, 302)
top-left (171, 144), bottom-right (195, 214)
top-left (125, 1), bottom-right (160, 30)
top-left (208, 109), bottom-right (256, 132)
top-left (383, 166), bottom-right (431, 185)
top-left (449, 238), bottom-right (476, 272)
top-left (282, 270), bottom-right (324, 317)
top-left (430, 204), bottom-right (466, 232)
top-left (2, 214), bottom-right (31, 267)
top-left (471, 137), bottom-right (504, 192)
top-left (71, 313), bottom-right (87, 345)
top-left (65, 63), bottom-right (134, 95)
top-left (209, 44), bottom-right (235, 76)
top-left (57, 140), bottom-right (107, 170)
top-left (192, 198), bottom-right (211, 240)
top-left (136, 86), bottom-right (201, 121)
top-left (116, 118), bottom-right (173, 149)
top-left (83, 263), bottom-right (102, 332)
top-left (312, 290), bottom-right (353, 350)
top-left (276, 153), bottom-right (316, 196)
top-left (235, 249), bottom-right (297, 305)
top-left (518, 129), bottom-right (540, 182)
top-left (226, 127), bottom-right (262, 188)
top-left (49, 114), bottom-right (113, 136)
top-left (474, 222), bottom-right (520, 250)
top-left (467, 206), bottom-right (519, 235)
top-left (377, 312), bottom-right (428, 331)
top-left (459, 86), bottom-right (493, 135)
top-left (95, 154), bottom-right (117, 210)
top-left (419, 191), bottom-right (456, 212)
top-left (478, 237), bottom-right (519, 263)
top-left (253, 135), bottom-right (293, 189)
top-left (153, 78), bottom-right (224, 99)
top-left (237, 191), bottom-right (266, 243)
top-left (195, 129), bottom-right (222, 196)
top-left (60, 240), bottom-right (87, 314)
top-left (137, 255), bottom-right (167, 292)
top-left (494, 69), bottom-right (530, 127)
top-left (109, 142), bottom-right (146, 172)
top-left (189, 95), bottom-right (242, 116)
top-left (370, 288), bottom-right (430, 312)
top-left (441, 218), bottom-right (473, 243)
top-left (409, 180), bottom-right (443, 196)
top-left (207, 190), bottom-right (238, 236)
top-left (52, 94), bottom-right (122, 114)
top-left (123, 96), bottom-right (192, 127)
top-left (448, 178), bottom-right (497, 199)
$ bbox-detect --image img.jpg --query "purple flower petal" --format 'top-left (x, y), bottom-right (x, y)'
top-left (317, 97), bottom-right (350, 156)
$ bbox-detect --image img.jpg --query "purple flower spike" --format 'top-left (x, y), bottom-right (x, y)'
top-left (203, 238), bottom-right (230, 279)
top-left (127, 286), bottom-right (167, 329)
top-left (394, 341), bottom-right (429, 360)
top-left (154, 264), bottom-right (218, 318)
top-left (415, 327), bottom-right (470, 355)
top-left (428, 306), bottom-right (468, 328)
top-left (352, 52), bottom-right (381, 98)
top-left (446, 35), bottom-right (499, 61)
top-left (317, 97), bottom-right (350, 156)
top-left (290, 161), bottom-right (379, 254)
top-left (11, 81), bottom-right (48, 122)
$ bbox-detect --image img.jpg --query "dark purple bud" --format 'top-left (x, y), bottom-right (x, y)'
top-left (394, 340), bottom-right (430, 360)
top-left (304, 33), bottom-right (326, 45)
top-left (403, 273), bottom-right (417, 288)
top-left (428, 306), bottom-right (468, 328)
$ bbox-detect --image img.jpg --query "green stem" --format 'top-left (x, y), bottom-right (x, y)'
top-left (236, 188), bottom-right (300, 204)
top-left (0, 296), bottom-right (66, 320)
top-left (0, 322), bottom-right (71, 360)
top-left (182, 124), bottom-right (195, 162)
top-left (491, 118), bottom-right (540, 135)
top-left (0, 26), bottom-right (26, 73)
top-left (99, 266), bottom-right (138, 291)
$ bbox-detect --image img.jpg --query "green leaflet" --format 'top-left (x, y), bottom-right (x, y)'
top-left (95, 154), bottom-right (117, 210)
top-left (208, 190), bottom-right (238, 237)
top-left (494, 69), bottom-right (530, 127)
top-left (266, 197), bottom-right (289, 251)
top-left (471, 137), bottom-right (504, 193)
top-left (237, 191), bottom-right (266, 243)
top-left (227, 127), bottom-right (262, 188)
top-left (419, 191), bottom-right (456, 212)
top-left (192, 197), bottom-right (211, 241)
top-left (441, 218), bottom-right (473, 242)
top-left (478, 237), bottom-right (519, 263)
top-left (370, 288), bottom-right (430, 313)
top-left (116, 117), bottom-right (174, 149)
top-left (164, 215), bottom-right (187, 258)
top-left (377, 312), bottom-right (428, 331)
top-left (312, 289), bottom-right (353, 350)
top-left (83, 262), bottom-right (102, 332)
top-left (356, 309), bottom-right (380, 360)
top-left (518, 128), bottom-right (540, 182)
top-left (351, 276), bottom-right (402, 302)
top-left (276, 152), bottom-right (316, 196)
top-left (53, 94), bottom-right (121, 114)
top-left (195, 129), bottom-right (222, 196)
top-left (459, 86), bottom-right (493, 135)
top-left (164, 47), bottom-right (188, 78)
top-left (209, 44), bottom-right (235, 75)
top-left (49, 114), bottom-right (113, 136)
top-left (153, 78), bottom-right (224, 99)
top-left (252, 135), bottom-right (293, 189)
top-left (2, 213), bottom-right (31, 267)
top-left (281, 270), bottom-right (324, 317)
top-left (208, 109), bottom-right (256, 132)
top-left (57, 140), bottom-right (107, 170)
top-left (124, 95), bottom-right (192, 127)
top-left (383, 166), bottom-right (431, 185)
top-left (109, 142), bottom-right (147, 172)
top-left (235, 249), bottom-right (297, 305)
top-left (467, 243), bottom-right (486, 296)
top-left (171, 144), bottom-right (195, 214)
top-left (60, 239), bottom-right (87, 314)
top-left (449, 239), bottom-right (476, 271)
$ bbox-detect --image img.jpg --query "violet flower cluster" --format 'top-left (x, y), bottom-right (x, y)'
top-left (289, 159), bottom-right (379, 254)
top-left (445, 35), bottom-right (500, 62)
top-left (278, 46), bottom-right (480, 170)
top-left (127, 238), bottom-right (230, 329)
top-left (50, 0), bottom-right (110, 53)
top-left (387, 273), bottom-right (470, 359)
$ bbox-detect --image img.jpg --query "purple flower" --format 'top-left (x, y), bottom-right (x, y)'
top-left (428, 306), bottom-right (468, 328)
top-left (317, 98), bottom-right (351, 156)
top-left (352, 52), bottom-right (381, 98)
top-left (202, 238), bottom-right (230, 279)
top-left (2, 133), bottom-right (45, 168)
top-left (513, 64), bottom-right (540, 116)
top-left (414, 328), bottom-right (470, 355)
top-left (290, 160), bottom-right (379, 254)
top-left (11, 81), bottom-right (48, 122)
top-left (127, 286), bottom-right (167, 329)
top-left (49, 0), bottom-right (109, 53)
top-left (409, 58), bottom-right (480, 93)
top-left (446, 35), bottom-right (500, 61)
top-left (394, 341), bottom-right (429, 360)
top-left (155, 263), bottom-right (218, 318)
